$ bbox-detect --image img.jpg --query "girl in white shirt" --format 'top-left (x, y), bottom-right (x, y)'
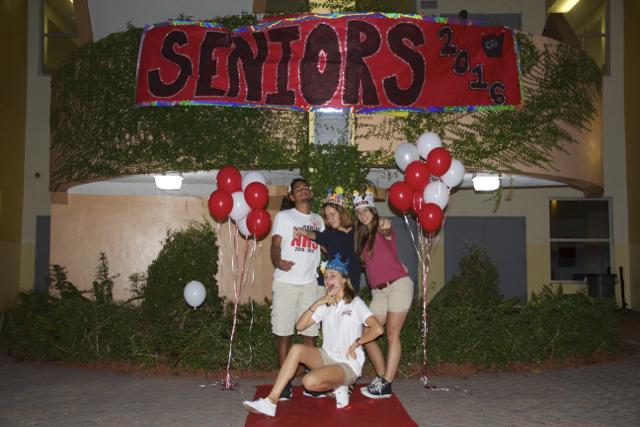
top-left (243, 253), bottom-right (384, 418)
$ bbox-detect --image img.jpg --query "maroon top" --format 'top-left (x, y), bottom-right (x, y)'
top-left (362, 229), bottom-right (408, 288)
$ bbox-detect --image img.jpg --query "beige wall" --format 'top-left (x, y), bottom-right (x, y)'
top-left (0, 0), bottom-right (28, 310)
top-left (51, 194), bottom-right (277, 303)
top-left (624, 0), bottom-right (640, 308)
top-left (376, 186), bottom-right (601, 300)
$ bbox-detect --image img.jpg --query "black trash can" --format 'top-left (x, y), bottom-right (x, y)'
top-left (584, 274), bottom-right (617, 298)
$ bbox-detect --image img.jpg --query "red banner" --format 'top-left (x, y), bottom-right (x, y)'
top-left (135, 13), bottom-right (521, 112)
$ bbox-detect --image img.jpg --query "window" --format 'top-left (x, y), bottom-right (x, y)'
top-left (549, 199), bottom-right (611, 281)
top-left (41, 0), bottom-right (80, 74)
top-left (549, 0), bottom-right (609, 75)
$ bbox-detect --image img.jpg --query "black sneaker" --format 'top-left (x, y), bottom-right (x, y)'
top-left (361, 376), bottom-right (392, 399)
top-left (302, 367), bottom-right (326, 398)
top-left (359, 375), bottom-right (382, 395)
top-left (279, 381), bottom-right (292, 401)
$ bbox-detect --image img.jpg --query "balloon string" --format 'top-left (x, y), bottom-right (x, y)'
top-left (402, 214), bottom-right (422, 261)
top-left (227, 222), bottom-right (237, 278)
top-left (224, 224), bottom-right (243, 390)
top-left (248, 297), bottom-right (255, 366)
top-left (420, 235), bottom-right (432, 387)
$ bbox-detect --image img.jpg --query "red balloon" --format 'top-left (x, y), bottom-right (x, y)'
top-left (244, 182), bottom-right (269, 210)
top-left (426, 147), bottom-right (452, 177)
top-left (404, 161), bottom-right (430, 192)
top-left (419, 203), bottom-right (444, 233)
top-left (411, 191), bottom-right (424, 216)
top-left (216, 165), bottom-right (242, 193)
top-left (246, 209), bottom-right (272, 239)
top-left (208, 190), bottom-right (233, 222)
top-left (388, 182), bottom-right (413, 213)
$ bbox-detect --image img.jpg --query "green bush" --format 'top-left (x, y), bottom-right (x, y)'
top-left (429, 245), bottom-right (503, 309)
top-left (0, 229), bottom-right (621, 373)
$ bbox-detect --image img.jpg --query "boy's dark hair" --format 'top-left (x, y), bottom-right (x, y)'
top-left (289, 178), bottom-right (309, 193)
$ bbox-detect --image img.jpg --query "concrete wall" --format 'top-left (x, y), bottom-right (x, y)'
top-left (0, 0), bottom-right (28, 310)
top-left (624, 0), bottom-right (640, 308)
top-left (21, 0), bottom-right (52, 297)
top-left (602, 0), bottom-right (632, 306)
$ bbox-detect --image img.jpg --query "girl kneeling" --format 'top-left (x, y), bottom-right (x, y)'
top-left (243, 253), bottom-right (383, 417)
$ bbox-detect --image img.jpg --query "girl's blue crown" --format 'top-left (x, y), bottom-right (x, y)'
top-left (325, 252), bottom-right (350, 276)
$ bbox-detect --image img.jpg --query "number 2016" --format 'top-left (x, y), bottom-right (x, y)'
top-left (437, 26), bottom-right (506, 105)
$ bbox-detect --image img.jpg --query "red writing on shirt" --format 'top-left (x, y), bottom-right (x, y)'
top-left (291, 236), bottom-right (318, 250)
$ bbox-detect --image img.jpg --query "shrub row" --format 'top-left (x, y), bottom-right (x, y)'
top-left (0, 225), bottom-right (620, 373)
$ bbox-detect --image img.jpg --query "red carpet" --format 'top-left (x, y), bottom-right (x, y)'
top-left (244, 384), bottom-right (418, 426)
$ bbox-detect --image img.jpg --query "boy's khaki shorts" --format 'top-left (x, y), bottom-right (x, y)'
top-left (271, 280), bottom-right (324, 336)
top-left (369, 276), bottom-right (414, 316)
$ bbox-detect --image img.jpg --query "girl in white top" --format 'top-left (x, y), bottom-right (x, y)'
top-left (243, 253), bottom-right (384, 418)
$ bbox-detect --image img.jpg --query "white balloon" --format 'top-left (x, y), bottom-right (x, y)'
top-left (394, 143), bottom-right (420, 171)
top-left (423, 181), bottom-right (450, 210)
top-left (229, 191), bottom-right (250, 222)
top-left (183, 280), bottom-right (206, 308)
top-left (417, 132), bottom-right (442, 159)
top-left (241, 171), bottom-right (267, 191)
top-left (237, 217), bottom-right (252, 238)
top-left (440, 159), bottom-right (465, 188)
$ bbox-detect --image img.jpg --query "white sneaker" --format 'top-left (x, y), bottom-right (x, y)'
top-left (242, 397), bottom-right (276, 417)
top-left (334, 385), bottom-right (350, 409)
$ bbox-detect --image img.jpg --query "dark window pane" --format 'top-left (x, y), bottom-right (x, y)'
top-left (549, 200), bottom-right (609, 239)
top-left (265, 0), bottom-right (309, 13)
top-left (550, 242), bottom-right (610, 280)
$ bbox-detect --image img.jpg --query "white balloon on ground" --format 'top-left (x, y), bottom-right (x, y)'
top-left (423, 181), bottom-right (450, 210)
top-left (417, 132), bottom-right (442, 159)
top-left (184, 280), bottom-right (206, 308)
top-left (229, 191), bottom-right (250, 222)
top-left (394, 143), bottom-right (420, 171)
top-left (237, 217), bottom-right (252, 238)
top-left (440, 159), bottom-right (466, 188)
top-left (241, 171), bottom-right (267, 191)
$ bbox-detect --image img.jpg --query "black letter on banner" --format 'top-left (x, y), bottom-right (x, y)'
top-left (344, 20), bottom-right (380, 105)
top-left (228, 33), bottom-right (268, 101)
top-left (383, 23), bottom-right (425, 106)
top-left (148, 30), bottom-right (192, 97)
top-left (489, 81), bottom-right (506, 104)
top-left (301, 24), bottom-right (341, 105)
top-left (196, 31), bottom-right (230, 97)
top-left (266, 26), bottom-right (300, 105)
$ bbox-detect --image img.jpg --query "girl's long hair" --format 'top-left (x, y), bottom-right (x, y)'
top-left (355, 207), bottom-right (379, 259)
top-left (321, 203), bottom-right (353, 229)
top-left (342, 274), bottom-right (357, 303)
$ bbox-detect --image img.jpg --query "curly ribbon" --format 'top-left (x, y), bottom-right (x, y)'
top-left (403, 214), bottom-right (422, 261)
top-left (419, 188), bottom-right (450, 389)
top-left (420, 233), bottom-right (432, 387)
top-left (224, 230), bottom-right (259, 390)
top-left (224, 223), bottom-right (243, 389)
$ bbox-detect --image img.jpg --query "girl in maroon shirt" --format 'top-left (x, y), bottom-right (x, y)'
top-left (354, 192), bottom-right (414, 399)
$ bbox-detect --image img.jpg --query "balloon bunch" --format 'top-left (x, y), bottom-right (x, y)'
top-left (387, 132), bottom-right (465, 234)
top-left (208, 166), bottom-right (271, 239)
top-left (388, 132), bottom-right (465, 389)
top-left (206, 166), bottom-right (272, 390)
